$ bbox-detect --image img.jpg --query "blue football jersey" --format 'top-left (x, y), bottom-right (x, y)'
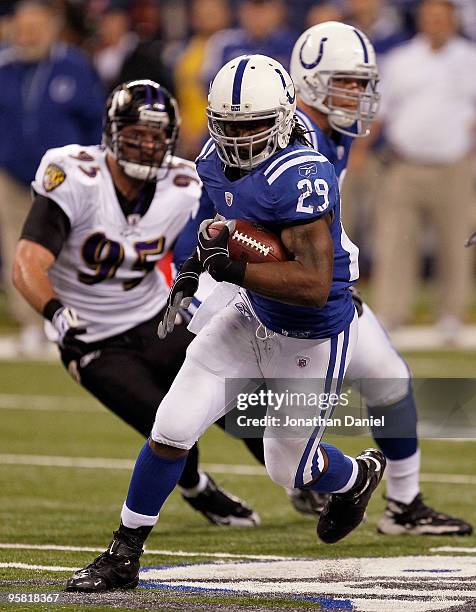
top-left (190, 139), bottom-right (359, 339)
top-left (296, 108), bottom-right (353, 188)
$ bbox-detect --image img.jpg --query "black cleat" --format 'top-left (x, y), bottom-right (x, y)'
top-left (377, 494), bottom-right (473, 536)
top-left (65, 529), bottom-right (144, 592)
top-left (287, 488), bottom-right (329, 516)
top-left (181, 473), bottom-right (260, 527)
top-left (317, 448), bottom-right (386, 544)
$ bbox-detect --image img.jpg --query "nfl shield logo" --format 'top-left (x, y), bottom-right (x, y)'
top-left (225, 191), bottom-right (233, 207)
top-left (296, 356), bottom-right (310, 368)
top-left (127, 214), bottom-right (141, 226)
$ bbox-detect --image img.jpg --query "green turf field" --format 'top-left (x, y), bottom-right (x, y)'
top-left (0, 354), bottom-right (475, 611)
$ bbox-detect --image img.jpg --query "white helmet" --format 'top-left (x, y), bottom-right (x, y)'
top-left (290, 21), bottom-right (380, 137)
top-left (207, 54), bottom-right (296, 170)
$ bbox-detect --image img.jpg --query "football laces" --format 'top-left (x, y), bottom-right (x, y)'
top-left (232, 231), bottom-right (270, 257)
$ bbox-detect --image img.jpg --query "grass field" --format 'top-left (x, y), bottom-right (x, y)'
top-left (1, 353), bottom-right (476, 611)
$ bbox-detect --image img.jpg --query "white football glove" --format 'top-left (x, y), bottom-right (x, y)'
top-left (157, 253), bottom-right (202, 339)
top-left (52, 307), bottom-right (87, 348)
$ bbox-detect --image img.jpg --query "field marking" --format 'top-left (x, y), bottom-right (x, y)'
top-left (0, 543), bottom-right (291, 561)
top-left (0, 394), bottom-right (99, 412)
top-left (142, 556), bottom-right (476, 612)
top-left (0, 453), bottom-right (135, 470)
top-left (0, 562), bottom-right (76, 572)
top-left (1, 452), bottom-right (476, 486)
top-left (418, 472), bottom-right (476, 485)
top-left (3, 556), bottom-right (475, 611)
top-left (430, 547), bottom-right (476, 554)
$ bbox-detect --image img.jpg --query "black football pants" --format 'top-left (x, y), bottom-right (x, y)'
top-left (59, 308), bottom-right (265, 489)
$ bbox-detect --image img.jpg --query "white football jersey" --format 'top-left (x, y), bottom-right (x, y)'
top-left (32, 144), bottom-right (201, 342)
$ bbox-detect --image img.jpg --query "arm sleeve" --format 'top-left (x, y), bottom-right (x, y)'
top-left (20, 193), bottom-right (71, 257)
top-left (172, 187), bottom-right (215, 270)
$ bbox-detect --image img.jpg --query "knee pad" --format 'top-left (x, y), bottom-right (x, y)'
top-left (151, 417), bottom-right (196, 450)
top-left (263, 439), bottom-right (297, 489)
top-left (151, 395), bottom-right (202, 450)
top-left (351, 305), bottom-right (412, 407)
top-left (360, 355), bottom-right (411, 407)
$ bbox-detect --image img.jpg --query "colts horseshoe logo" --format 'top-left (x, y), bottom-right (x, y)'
top-left (299, 36), bottom-right (329, 69)
top-left (274, 68), bottom-right (296, 105)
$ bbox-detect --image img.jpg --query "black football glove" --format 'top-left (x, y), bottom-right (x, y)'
top-left (197, 217), bottom-right (246, 284)
top-left (158, 253), bottom-right (202, 339)
top-left (465, 231), bottom-right (476, 247)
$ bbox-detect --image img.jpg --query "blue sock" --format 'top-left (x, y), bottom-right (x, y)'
top-left (309, 443), bottom-right (354, 493)
top-left (368, 389), bottom-right (418, 460)
top-left (125, 441), bottom-right (186, 516)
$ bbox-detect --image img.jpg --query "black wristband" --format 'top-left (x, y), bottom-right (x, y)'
top-left (211, 258), bottom-right (247, 285)
top-left (43, 298), bottom-right (64, 322)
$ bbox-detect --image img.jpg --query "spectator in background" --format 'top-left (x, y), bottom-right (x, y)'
top-left (57, 0), bottom-right (93, 49)
top-left (0, 0), bottom-right (104, 355)
top-left (174, 0), bottom-right (231, 159)
top-left (344, 0), bottom-right (411, 54)
top-left (128, 0), bottom-right (162, 40)
top-left (336, 0), bottom-right (410, 273)
top-left (372, 0), bottom-right (476, 340)
top-left (115, 0), bottom-right (173, 94)
top-left (93, 5), bottom-right (138, 89)
top-left (93, 0), bottom-right (172, 94)
top-left (0, 2), bottom-right (16, 44)
top-left (201, 0), bottom-right (296, 85)
top-left (306, 3), bottom-right (344, 27)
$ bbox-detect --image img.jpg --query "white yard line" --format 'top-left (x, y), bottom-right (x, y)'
top-left (418, 473), bottom-right (476, 485)
top-left (0, 453), bottom-right (135, 470)
top-left (430, 547), bottom-right (476, 554)
top-left (0, 543), bottom-right (291, 561)
top-left (0, 394), bottom-right (99, 412)
top-left (1, 453), bottom-right (475, 485)
top-left (0, 562), bottom-right (76, 572)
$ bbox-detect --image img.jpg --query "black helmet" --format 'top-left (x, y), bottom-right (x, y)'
top-left (103, 79), bottom-right (181, 181)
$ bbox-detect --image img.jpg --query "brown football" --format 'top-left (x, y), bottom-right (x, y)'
top-left (207, 219), bottom-right (288, 264)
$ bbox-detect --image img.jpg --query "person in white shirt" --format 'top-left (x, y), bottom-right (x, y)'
top-left (372, 0), bottom-right (476, 337)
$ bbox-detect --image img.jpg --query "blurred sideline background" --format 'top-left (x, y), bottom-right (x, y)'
top-left (0, 0), bottom-right (475, 358)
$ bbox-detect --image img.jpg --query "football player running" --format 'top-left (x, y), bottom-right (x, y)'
top-left (13, 79), bottom-right (259, 529)
top-left (65, 55), bottom-right (386, 593)
top-left (288, 21), bottom-right (472, 535)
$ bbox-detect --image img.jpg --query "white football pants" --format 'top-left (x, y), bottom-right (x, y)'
top-left (152, 296), bottom-right (357, 489)
top-left (346, 303), bottom-right (410, 406)
top-left (192, 278), bottom-right (411, 407)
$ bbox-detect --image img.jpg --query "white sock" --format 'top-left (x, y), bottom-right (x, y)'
top-left (333, 457), bottom-right (359, 493)
top-left (386, 449), bottom-right (420, 505)
top-left (180, 471), bottom-right (208, 497)
top-left (121, 503), bottom-right (159, 529)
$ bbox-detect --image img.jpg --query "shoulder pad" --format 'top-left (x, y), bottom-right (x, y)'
top-left (168, 156), bottom-right (202, 189)
top-left (196, 139), bottom-right (216, 163)
top-left (261, 148), bottom-right (338, 222)
top-left (263, 148), bottom-right (329, 186)
top-left (31, 145), bottom-right (102, 222)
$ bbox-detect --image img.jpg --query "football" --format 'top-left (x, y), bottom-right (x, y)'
top-left (207, 219), bottom-right (288, 264)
